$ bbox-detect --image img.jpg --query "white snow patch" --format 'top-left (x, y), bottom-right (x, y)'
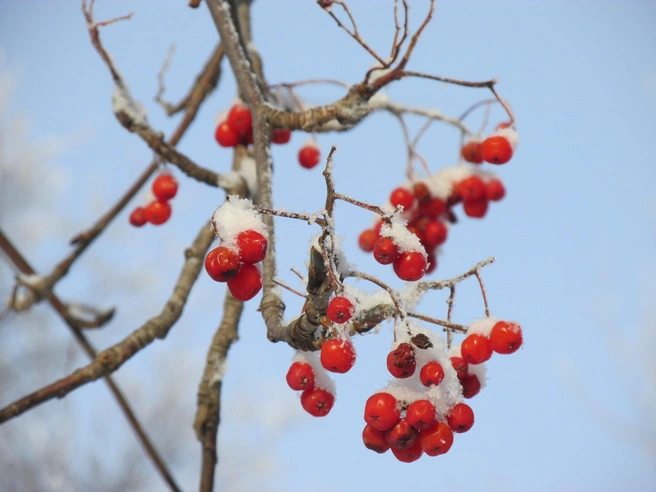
top-left (212, 196), bottom-right (267, 251)
top-left (112, 82), bottom-right (148, 127)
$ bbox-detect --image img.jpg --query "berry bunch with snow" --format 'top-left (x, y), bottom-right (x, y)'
top-left (205, 196), bottom-right (268, 301)
top-left (129, 171), bottom-right (179, 227)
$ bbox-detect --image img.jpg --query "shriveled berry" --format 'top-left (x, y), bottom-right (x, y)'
top-left (386, 343), bottom-right (416, 379)
top-left (413, 182), bottom-right (431, 203)
top-left (459, 373), bottom-right (481, 399)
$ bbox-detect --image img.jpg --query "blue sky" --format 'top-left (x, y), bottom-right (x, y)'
top-left (1, 1), bottom-right (655, 491)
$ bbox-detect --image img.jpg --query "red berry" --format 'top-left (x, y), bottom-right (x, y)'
top-left (236, 230), bottom-right (268, 264)
top-left (490, 321), bottom-right (523, 354)
top-left (298, 145), bottom-right (320, 169)
top-left (358, 229), bottom-right (377, 252)
top-left (450, 356), bottom-right (469, 378)
top-left (461, 334), bottom-right (493, 365)
top-left (362, 424), bottom-right (390, 454)
top-left (205, 246), bottom-right (241, 282)
top-left (389, 187), bottom-right (415, 211)
top-left (456, 175), bottom-right (486, 202)
top-left (459, 373), bottom-right (481, 399)
top-left (384, 418), bottom-right (419, 450)
top-left (419, 421), bottom-right (454, 456)
top-left (413, 182), bottom-right (431, 203)
top-left (496, 121), bottom-right (512, 130)
top-left (326, 296), bottom-right (355, 324)
top-left (300, 387), bottom-right (334, 417)
top-left (227, 263), bottom-right (262, 301)
top-left (214, 121), bottom-right (240, 147)
top-left (227, 102), bottom-right (252, 135)
top-left (426, 253), bottom-right (437, 274)
top-left (461, 140), bottom-right (484, 164)
top-left (391, 440), bottom-right (423, 463)
top-left (152, 173), bottom-right (178, 201)
top-left (320, 338), bottom-right (356, 373)
top-left (364, 393), bottom-right (400, 431)
top-left (286, 362), bottom-right (315, 391)
top-left (486, 178), bottom-right (506, 201)
top-left (373, 236), bottom-right (399, 265)
top-left (463, 197), bottom-right (489, 218)
top-left (447, 403), bottom-right (474, 433)
top-left (406, 400), bottom-right (436, 431)
top-left (482, 135), bottom-right (513, 164)
top-left (386, 343), bottom-right (416, 379)
top-left (420, 197), bottom-right (446, 219)
top-left (129, 207), bottom-right (147, 227)
top-left (144, 200), bottom-right (172, 225)
top-left (419, 361), bottom-right (445, 387)
top-left (393, 251), bottom-right (427, 281)
top-left (271, 128), bottom-right (292, 144)
top-left (423, 221), bottom-right (447, 248)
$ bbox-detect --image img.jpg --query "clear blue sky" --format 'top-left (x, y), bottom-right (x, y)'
top-left (1, 1), bottom-right (655, 491)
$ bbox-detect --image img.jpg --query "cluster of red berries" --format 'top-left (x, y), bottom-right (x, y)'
top-left (460, 123), bottom-right (518, 166)
top-left (451, 172), bottom-right (506, 219)
top-left (204, 198), bottom-right (268, 301)
top-left (213, 101), bottom-right (322, 169)
top-left (286, 359), bottom-right (336, 417)
top-left (361, 319), bottom-right (523, 462)
top-left (129, 172), bottom-right (178, 227)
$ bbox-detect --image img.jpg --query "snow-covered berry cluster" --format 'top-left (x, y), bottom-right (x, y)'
top-left (129, 171), bottom-right (179, 227)
top-left (214, 101), bottom-right (323, 170)
top-left (204, 196), bottom-right (268, 301)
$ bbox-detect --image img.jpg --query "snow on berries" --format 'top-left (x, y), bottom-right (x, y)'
top-left (205, 196), bottom-right (268, 301)
top-left (129, 170), bottom-right (179, 228)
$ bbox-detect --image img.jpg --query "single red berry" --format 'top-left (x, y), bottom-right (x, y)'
top-left (461, 140), bottom-right (484, 164)
top-left (364, 393), bottom-right (400, 431)
top-left (384, 418), bottom-right (419, 450)
top-left (389, 187), bottom-right (415, 211)
top-left (486, 178), bottom-right (506, 201)
top-left (236, 230), bottom-right (268, 264)
top-left (300, 387), bottom-right (334, 417)
top-left (271, 128), bottom-right (292, 144)
top-left (227, 263), bottom-right (262, 301)
top-left (420, 197), bottom-right (446, 219)
top-left (227, 102), bottom-right (252, 135)
top-left (413, 182), bottom-right (431, 203)
top-left (286, 362), bottom-right (315, 391)
top-left (326, 296), bottom-right (355, 324)
top-left (461, 334), bottom-right (493, 365)
top-left (463, 197), bottom-right (489, 218)
top-left (456, 175), bottom-right (486, 202)
top-left (320, 338), bottom-right (356, 373)
top-left (129, 207), bottom-right (147, 227)
top-left (152, 173), bottom-right (178, 201)
top-left (490, 321), bottom-right (523, 354)
top-left (358, 229), bottom-right (377, 252)
top-left (391, 440), bottom-right (423, 463)
top-left (459, 373), bottom-right (481, 399)
top-left (450, 356), bottom-right (469, 378)
top-left (373, 237), bottom-right (399, 265)
top-left (214, 121), bottom-right (240, 147)
top-left (298, 145), bottom-right (320, 169)
top-left (419, 361), bottom-right (445, 387)
top-left (386, 343), bottom-right (416, 379)
top-left (393, 251), bottom-right (427, 282)
top-left (144, 200), bottom-right (172, 225)
top-left (406, 400), bottom-right (436, 431)
top-left (425, 253), bottom-right (437, 274)
top-left (362, 424), bottom-right (390, 454)
top-left (423, 221), bottom-right (448, 248)
top-left (418, 421), bottom-right (454, 456)
top-left (447, 403), bottom-right (474, 433)
top-left (482, 135), bottom-right (513, 164)
top-left (205, 246), bottom-right (241, 282)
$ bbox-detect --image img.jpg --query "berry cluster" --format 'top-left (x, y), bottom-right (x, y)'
top-left (129, 172), bottom-right (179, 227)
top-left (361, 318), bottom-right (522, 462)
top-left (213, 101), bottom-right (322, 169)
top-left (204, 197), bottom-right (268, 301)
